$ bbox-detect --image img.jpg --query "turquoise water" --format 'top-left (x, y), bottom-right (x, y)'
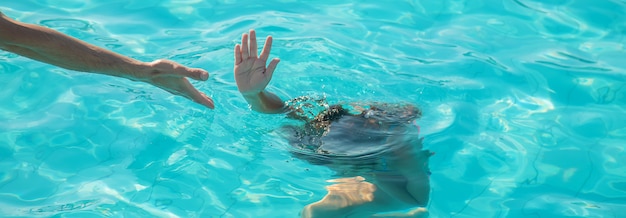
top-left (1, 0), bottom-right (626, 217)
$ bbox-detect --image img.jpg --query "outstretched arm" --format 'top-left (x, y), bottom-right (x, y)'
top-left (234, 29), bottom-right (284, 113)
top-left (0, 12), bottom-right (214, 108)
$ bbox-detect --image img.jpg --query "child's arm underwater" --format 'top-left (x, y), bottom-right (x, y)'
top-left (234, 29), bottom-right (285, 113)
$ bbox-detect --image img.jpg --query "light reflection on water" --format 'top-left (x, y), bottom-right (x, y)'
top-left (0, 0), bottom-right (625, 217)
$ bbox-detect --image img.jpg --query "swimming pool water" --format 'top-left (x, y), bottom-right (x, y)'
top-left (1, 0), bottom-right (626, 217)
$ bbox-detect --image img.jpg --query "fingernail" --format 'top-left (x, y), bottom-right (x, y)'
top-left (202, 72), bottom-right (209, 80)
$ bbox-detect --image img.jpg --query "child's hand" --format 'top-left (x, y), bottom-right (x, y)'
top-left (234, 29), bottom-right (280, 96)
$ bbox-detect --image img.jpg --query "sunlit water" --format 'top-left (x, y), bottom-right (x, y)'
top-left (1, 0), bottom-right (626, 217)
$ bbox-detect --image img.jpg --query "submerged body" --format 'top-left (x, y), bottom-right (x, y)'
top-left (282, 100), bottom-right (432, 217)
top-left (232, 29), bottom-right (431, 217)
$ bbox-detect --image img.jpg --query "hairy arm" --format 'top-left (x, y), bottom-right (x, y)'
top-left (0, 12), bottom-right (214, 108)
top-left (0, 12), bottom-right (144, 78)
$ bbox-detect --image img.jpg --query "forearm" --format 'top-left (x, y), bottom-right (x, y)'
top-left (0, 13), bottom-right (144, 78)
top-left (242, 90), bottom-right (286, 114)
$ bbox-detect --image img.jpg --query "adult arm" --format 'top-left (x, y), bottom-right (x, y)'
top-left (234, 29), bottom-right (284, 113)
top-left (0, 12), bottom-right (214, 108)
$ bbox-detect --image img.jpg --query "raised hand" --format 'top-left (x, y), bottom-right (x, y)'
top-left (234, 29), bottom-right (280, 96)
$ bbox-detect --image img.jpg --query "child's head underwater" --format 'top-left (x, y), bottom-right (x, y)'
top-left (284, 102), bottom-right (429, 176)
top-left (308, 103), bottom-right (422, 132)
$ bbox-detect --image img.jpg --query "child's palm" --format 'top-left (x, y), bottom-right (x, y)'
top-left (234, 30), bottom-right (279, 95)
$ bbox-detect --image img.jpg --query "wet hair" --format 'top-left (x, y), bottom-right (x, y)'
top-left (281, 98), bottom-right (429, 177)
top-left (309, 104), bottom-right (349, 134)
top-left (284, 100), bottom-right (422, 152)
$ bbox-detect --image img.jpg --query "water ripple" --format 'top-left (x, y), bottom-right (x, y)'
top-left (2, 0), bottom-right (626, 217)
top-left (39, 18), bottom-right (92, 31)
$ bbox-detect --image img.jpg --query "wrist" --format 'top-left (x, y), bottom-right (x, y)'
top-left (116, 60), bottom-right (151, 81)
top-left (240, 90), bottom-right (286, 113)
top-left (240, 90), bottom-right (264, 98)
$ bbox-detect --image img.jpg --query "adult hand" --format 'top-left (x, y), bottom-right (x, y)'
top-left (234, 29), bottom-right (280, 96)
top-left (136, 59), bottom-right (214, 109)
top-left (0, 12), bottom-right (214, 109)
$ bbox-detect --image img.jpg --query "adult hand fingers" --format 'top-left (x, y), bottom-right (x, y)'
top-left (152, 60), bottom-right (208, 81)
top-left (194, 92), bottom-right (215, 109)
top-left (153, 77), bottom-right (215, 109)
top-left (182, 81), bottom-right (215, 109)
top-left (180, 67), bottom-right (209, 81)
